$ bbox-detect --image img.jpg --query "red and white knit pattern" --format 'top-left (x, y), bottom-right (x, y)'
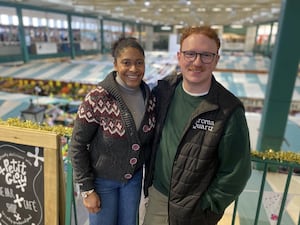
top-left (144, 97), bottom-right (156, 132)
top-left (78, 87), bottom-right (125, 136)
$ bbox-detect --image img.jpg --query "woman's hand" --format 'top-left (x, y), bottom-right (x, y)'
top-left (83, 192), bottom-right (101, 213)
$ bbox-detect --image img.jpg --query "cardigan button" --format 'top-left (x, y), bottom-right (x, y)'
top-left (143, 124), bottom-right (149, 132)
top-left (124, 173), bottom-right (132, 179)
top-left (132, 144), bottom-right (140, 151)
top-left (130, 157), bottom-right (137, 165)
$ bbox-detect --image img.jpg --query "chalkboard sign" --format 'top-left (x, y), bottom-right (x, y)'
top-left (0, 125), bottom-right (64, 225)
top-left (0, 142), bottom-right (44, 225)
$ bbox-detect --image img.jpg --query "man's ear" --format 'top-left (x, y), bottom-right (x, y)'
top-left (177, 51), bottom-right (181, 61)
top-left (215, 54), bottom-right (220, 64)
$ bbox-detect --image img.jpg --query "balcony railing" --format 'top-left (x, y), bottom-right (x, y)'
top-left (65, 156), bottom-right (300, 225)
top-left (227, 157), bottom-right (300, 225)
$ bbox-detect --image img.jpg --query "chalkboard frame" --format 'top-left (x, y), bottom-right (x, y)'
top-left (0, 124), bottom-right (64, 225)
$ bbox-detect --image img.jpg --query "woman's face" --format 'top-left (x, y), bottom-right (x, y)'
top-left (114, 47), bottom-right (145, 88)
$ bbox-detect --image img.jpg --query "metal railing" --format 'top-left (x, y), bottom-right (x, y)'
top-left (231, 157), bottom-right (300, 225)
top-left (65, 157), bottom-right (300, 225)
top-left (65, 157), bottom-right (78, 225)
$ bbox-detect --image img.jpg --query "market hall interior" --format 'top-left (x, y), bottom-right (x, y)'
top-left (0, 0), bottom-right (300, 225)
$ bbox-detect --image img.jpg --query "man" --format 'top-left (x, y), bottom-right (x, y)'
top-left (143, 26), bottom-right (252, 225)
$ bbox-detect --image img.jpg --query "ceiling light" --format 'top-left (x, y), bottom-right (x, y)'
top-left (144, 1), bottom-right (150, 6)
top-left (243, 7), bottom-right (252, 11)
top-left (161, 25), bottom-right (172, 31)
top-left (230, 24), bottom-right (243, 29)
top-left (271, 8), bottom-right (280, 14)
top-left (211, 25), bottom-right (222, 29)
top-left (197, 8), bottom-right (206, 12)
top-left (175, 24), bottom-right (184, 29)
top-left (212, 8), bottom-right (221, 12)
top-left (260, 11), bottom-right (268, 16)
top-left (181, 8), bottom-right (190, 12)
top-left (115, 7), bottom-right (123, 11)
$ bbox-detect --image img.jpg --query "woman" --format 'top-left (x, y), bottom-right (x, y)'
top-left (69, 37), bottom-right (156, 225)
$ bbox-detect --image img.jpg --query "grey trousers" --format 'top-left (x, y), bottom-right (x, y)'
top-left (142, 186), bottom-right (168, 225)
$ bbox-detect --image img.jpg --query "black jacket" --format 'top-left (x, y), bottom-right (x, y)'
top-left (144, 73), bottom-right (251, 225)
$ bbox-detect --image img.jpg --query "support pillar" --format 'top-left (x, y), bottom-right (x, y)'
top-left (256, 0), bottom-right (300, 155)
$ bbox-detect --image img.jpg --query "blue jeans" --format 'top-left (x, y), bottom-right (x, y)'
top-left (89, 169), bottom-right (142, 225)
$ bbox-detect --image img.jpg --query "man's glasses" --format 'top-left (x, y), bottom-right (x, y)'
top-left (181, 51), bottom-right (217, 64)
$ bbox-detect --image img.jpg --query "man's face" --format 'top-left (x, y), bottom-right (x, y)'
top-left (177, 33), bottom-right (219, 93)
